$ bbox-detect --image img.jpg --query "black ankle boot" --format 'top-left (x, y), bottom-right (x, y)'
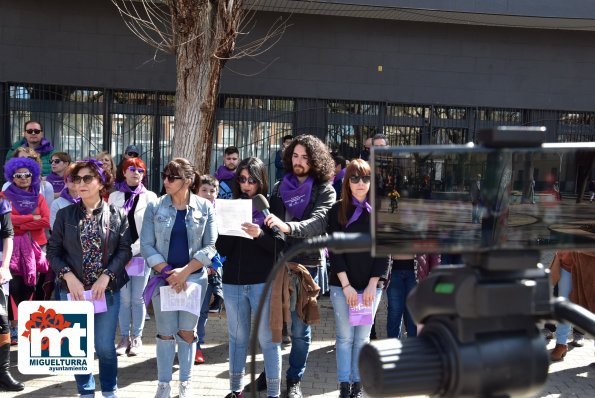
top-left (339, 382), bottom-right (351, 398)
top-left (350, 382), bottom-right (363, 398)
top-left (0, 343), bottom-right (24, 391)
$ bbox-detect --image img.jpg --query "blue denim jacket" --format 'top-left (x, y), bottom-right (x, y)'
top-left (140, 193), bottom-right (217, 269)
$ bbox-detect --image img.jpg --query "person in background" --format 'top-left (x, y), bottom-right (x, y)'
top-left (548, 251), bottom-right (575, 361)
top-left (217, 157), bottom-right (285, 398)
top-left (6, 120), bottom-right (55, 176)
top-left (275, 135), bottom-right (293, 181)
top-left (0, 197), bottom-right (25, 391)
top-left (359, 137), bottom-right (372, 161)
top-left (194, 174), bottom-right (225, 365)
top-left (115, 145), bottom-right (148, 188)
top-left (332, 153), bottom-right (346, 199)
top-left (3, 147), bottom-right (55, 210)
top-left (46, 152), bottom-right (72, 198)
top-left (326, 159), bottom-right (389, 398)
top-left (470, 173), bottom-right (482, 224)
top-left (140, 158), bottom-right (216, 398)
top-left (1, 158), bottom-right (50, 345)
top-left (50, 164), bottom-right (79, 228)
top-left (110, 157), bottom-right (157, 357)
top-left (96, 151), bottom-right (117, 200)
top-left (47, 158), bottom-right (131, 398)
top-left (215, 146), bottom-right (240, 199)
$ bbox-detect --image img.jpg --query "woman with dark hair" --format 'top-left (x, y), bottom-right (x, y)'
top-left (140, 158), bottom-right (216, 398)
top-left (109, 157), bottom-right (157, 357)
top-left (326, 159), bottom-right (389, 398)
top-left (1, 157), bottom-right (50, 345)
top-left (216, 157), bottom-right (284, 398)
top-left (47, 158), bottom-right (132, 398)
top-left (46, 151), bottom-right (72, 198)
top-left (0, 197), bottom-right (24, 391)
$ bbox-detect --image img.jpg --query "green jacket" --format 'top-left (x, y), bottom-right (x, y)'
top-left (6, 138), bottom-right (56, 176)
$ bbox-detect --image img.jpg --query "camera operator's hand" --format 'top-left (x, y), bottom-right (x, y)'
top-left (343, 285), bottom-right (358, 307)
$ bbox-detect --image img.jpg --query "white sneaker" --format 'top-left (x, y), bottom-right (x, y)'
top-left (179, 381), bottom-right (191, 398)
top-left (128, 336), bottom-right (142, 356)
top-left (154, 382), bottom-right (171, 398)
top-left (115, 336), bottom-right (130, 356)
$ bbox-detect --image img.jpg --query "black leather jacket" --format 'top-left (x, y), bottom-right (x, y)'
top-left (47, 201), bottom-right (132, 291)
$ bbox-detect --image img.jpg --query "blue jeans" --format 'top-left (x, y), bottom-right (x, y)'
top-left (386, 269), bottom-right (417, 338)
top-left (151, 271), bottom-right (208, 383)
top-left (118, 265), bottom-right (151, 337)
top-left (60, 290), bottom-right (120, 397)
top-left (223, 283), bottom-right (281, 397)
top-left (556, 268), bottom-right (572, 344)
top-left (197, 282), bottom-right (214, 344)
top-left (286, 267), bottom-right (318, 383)
top-left (330, 286), bottom-right (382, 383)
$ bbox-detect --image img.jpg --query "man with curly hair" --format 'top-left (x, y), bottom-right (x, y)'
top-left (262, 134), bottom-right (336, 398)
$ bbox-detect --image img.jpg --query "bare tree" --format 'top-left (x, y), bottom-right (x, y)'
top-left (111, 0), bottom-right (285, 173)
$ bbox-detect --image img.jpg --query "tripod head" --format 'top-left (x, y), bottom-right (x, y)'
top-left (361, 128), bottom-right (595, 397)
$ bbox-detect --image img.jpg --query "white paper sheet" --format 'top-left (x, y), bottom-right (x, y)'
top-left (159, 282), bottom-right (202, 317)
top-left (215, 199), bottom-right (253, 239)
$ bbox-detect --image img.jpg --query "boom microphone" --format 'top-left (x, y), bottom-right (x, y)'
top-left (253, 194), bottom-right (280, 233)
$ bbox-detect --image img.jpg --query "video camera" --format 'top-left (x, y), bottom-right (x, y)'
top-left (361, 127), bottom-right (595, 397)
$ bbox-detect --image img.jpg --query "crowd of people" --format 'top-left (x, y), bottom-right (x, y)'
top-left (0, 121), bottom-right (593, 398)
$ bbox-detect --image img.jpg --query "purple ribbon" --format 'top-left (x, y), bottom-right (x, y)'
top-left (46, 172), bottom-right (65, 193)
top-left (118, 183), bottom-right (147, 214)
top-left (279, 173), bottom-right (314, 220)
top-left (77, 158), bottom-right (106, 183)
top-left (215, 165), bottom-right (236, 181)
top-left (346, 196), bottom-right (371, 228)
top-left (142, 265), bottom-right (173, 309)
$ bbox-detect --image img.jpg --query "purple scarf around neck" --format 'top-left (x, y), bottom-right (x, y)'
top-left (118, 183), bottom-right (147, 214)
top-left (46, 172), bottom-right (65, 193)
top-left (252, 206), bottom-right (265, 226)
top-left (333, 168), bottom-right (346, 184)
top-left (279, 173), bottom-right (314, 220)
top-left (215, 165), bottom-right (236, 181)
top-left (346, 196), bottom-right (372, 228)
top-left (60, 188), bottom-right (80, 204)
top-left (3, 184), bottom-right (39, 215)
top-left (24, 137), bottom-right (54, 155)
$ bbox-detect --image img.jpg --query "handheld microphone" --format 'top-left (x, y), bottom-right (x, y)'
top-left (253, 194), bottom-right (280, 233)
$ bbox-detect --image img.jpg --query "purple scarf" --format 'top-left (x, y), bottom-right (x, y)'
top-left (3, 184), bottom-right (39, 215)
top-left (334, 168), bottom-right (346, 184)
top-left (252, 207), bottom-right (265, 227)
top-left (215, 165), bottom-right (236, 181)
top-left (279, 173), bottom-right (314, 220)
top-left (118, 184), bottom-right (147, 214)
top-left (59, 188), bottom-right (80, 204)
top-left (142, 265), bottom-right (173, 309)
top-left (46, 172), bottom-right (65, 193)
top-left (22, 137), bottom-right (54, 155)
top-left (346, 196), bottom-right (372, 228)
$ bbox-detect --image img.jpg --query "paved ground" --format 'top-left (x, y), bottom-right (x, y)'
top-left (3, 285), bottom-right (594, 398)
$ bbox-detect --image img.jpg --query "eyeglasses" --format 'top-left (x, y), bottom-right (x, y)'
top-left (25, 129), bottom-right (42, 135)
top-left (72, 175), bottom-right (96, 184)
top-left (237, 176), bottom-right (258, 184)
top-left (349, 175), bottom-right (371, 184)
top-left (161, 172), bottom-right (184, 183)
top-left (128, 166), bottom-right (145, 174)
top-left (13, 172), bottom-right (32, 179)
top-left (49, 159), bottom-right (63, 165)
top-left (127, 152), bottom-right (139, 158)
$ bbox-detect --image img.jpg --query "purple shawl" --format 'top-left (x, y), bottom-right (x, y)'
top-left (215, 165), bottom-right (236, 181)
top-left (46, 172), bottom-right (65, 193)
top-left (346, 196), bottom-right (371, 228)
top-left (279, 173), bottom-right (314, 220)
top-left (118, 183), bottom-right (147, 214)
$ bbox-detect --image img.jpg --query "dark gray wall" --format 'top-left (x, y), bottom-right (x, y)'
top-left (3, 0), bottom-right (595, 111)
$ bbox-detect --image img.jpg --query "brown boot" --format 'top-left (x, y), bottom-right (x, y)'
top-left (550, 344), bottom-right (568, 362)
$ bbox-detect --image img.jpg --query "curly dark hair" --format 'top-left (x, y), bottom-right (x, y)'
top-left (282, 134), bottom-right (334, 183)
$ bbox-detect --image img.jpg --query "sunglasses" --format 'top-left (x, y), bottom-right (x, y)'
top-left (25, 129), bottom-right (42, 135)
top-left (349, 175), bottom-right (371, 184)
top-left (72, 175), bottom-right (96, 184)
top-left (127, 166), bottom-right (145, 174)
top-left (49, 159), bottom-right (63, 165)
top-left (161, 172), bottom-right (184, 183)
top-left (13, 172), bottom-right (33, 179)
top-left (237, 176), bottom-right (258, 184)
top-left (127, 152), bottom-right (139, 158)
